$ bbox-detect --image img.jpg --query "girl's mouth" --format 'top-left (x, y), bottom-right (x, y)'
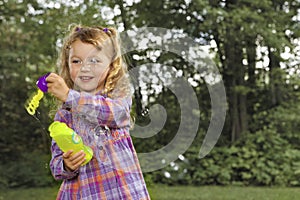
top-left (79, 76), bottom-right (93, 81)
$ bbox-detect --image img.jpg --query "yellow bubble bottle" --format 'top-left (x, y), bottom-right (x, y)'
top-left (48, 121), bottom-right (93, 166)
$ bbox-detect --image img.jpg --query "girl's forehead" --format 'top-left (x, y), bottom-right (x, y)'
top-left (70, 40), bottom-right (99, 50)
top-left (69, 39), bottom-right (114, 58)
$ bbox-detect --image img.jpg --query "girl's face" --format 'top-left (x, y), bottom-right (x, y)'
top-left (68, 40), bottom-right (112, 93)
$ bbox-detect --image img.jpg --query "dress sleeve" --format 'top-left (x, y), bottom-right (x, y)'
top-left (49, 108), bottom-right (78, 180)
top-left (49, 140), bottom-right (79, 180)
top-left (63, 89), bottom-right (132, 128)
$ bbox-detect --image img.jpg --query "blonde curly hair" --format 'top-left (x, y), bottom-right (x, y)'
top-left (58, 24), bottom-right (130, 98)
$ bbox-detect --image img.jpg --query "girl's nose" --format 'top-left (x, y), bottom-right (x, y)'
top-left (80, 64), bottom-right (91, 72)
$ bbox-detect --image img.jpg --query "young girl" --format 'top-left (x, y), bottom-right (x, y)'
top-left (46, 25), bottom-right (150, 199)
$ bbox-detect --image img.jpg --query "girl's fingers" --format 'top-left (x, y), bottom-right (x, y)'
top-left (69, 151), bottom-right (86, 163)
top-left (73, 156), bottom-right (86, 169)
top-left (45, 73), bottom-right (58, 83)
top-left (45, 73), bottom-right (69, 101)
top-left (63, 150), bottom-right (73, 159)
top-left (63, 150), bottom-right (86, 171)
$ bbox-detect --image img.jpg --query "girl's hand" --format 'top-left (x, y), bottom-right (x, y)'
top-left (46, 73), bottom-right (69, 102)
top-left (62, 150), bottom-right (86, 172)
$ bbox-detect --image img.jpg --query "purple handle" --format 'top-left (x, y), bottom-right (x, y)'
top-left (36, 73), bottom-right (50, 92)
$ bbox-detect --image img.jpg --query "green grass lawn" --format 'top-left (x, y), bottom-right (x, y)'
top-left (0, 185), bottom-right (300, 200)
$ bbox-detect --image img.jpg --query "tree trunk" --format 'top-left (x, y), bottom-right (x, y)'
top-left (220, 0), bottom-right (249, 142)
top-left (223, 18), bottom-right (248, 141)
top-left (224, 35), bottom-right (246, 141)
top-left (246, 39), bottom-right (256, 116)
top-left (268, 47), bottom-right (282, 107)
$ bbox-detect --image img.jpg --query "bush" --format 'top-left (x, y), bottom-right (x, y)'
top-left (0, 151), bottom-right (56, 188)
top-left (152, 129), bottom-right (300, 186)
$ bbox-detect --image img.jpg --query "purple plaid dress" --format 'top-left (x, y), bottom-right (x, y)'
top-left (50, 89), bottom-right (150, 200)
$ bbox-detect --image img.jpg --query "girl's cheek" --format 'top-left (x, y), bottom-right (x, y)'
top-left (69, 68), bottom-right (78, 82)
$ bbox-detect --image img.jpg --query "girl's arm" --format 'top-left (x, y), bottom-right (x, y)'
top-left (49, 141), bottom-right (79, 180)
top-left (63, 89), bottom-right (132, 128)
top-left (49, 110), bottom-right (79, 180)
top-left (46, 73), bottom-right (131, 127)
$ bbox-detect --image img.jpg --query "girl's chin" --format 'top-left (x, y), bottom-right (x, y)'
top-left (73, 81), bottom-right (103, 93)
top-left (80, 88), bottom-right (98, 93)
top-left (75, 84), bottom-right (98, 93)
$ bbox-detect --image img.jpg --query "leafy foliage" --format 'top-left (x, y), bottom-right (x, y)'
top-left (155, 128), bottom-right (300, 186)
top-left (0, 151), bottom-right (55, 188)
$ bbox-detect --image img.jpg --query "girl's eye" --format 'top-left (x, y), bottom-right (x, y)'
top-left (72, 59), bottom-right (82, 65)
top-left (88, 58), bottom-right (101, 64)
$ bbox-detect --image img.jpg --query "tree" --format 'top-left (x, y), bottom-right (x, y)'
top-left (191, 0), bottom-right (300, 141)
top-left (106, 0), bottom-right (300, 143)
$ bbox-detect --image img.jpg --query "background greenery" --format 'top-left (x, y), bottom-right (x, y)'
top-left (1, 0), bottom-right (300, 193)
